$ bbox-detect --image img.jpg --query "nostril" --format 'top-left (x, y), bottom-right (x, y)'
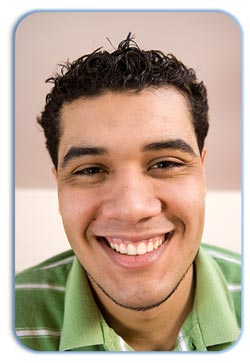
top-left (100, 195), bottom-right (162, 224)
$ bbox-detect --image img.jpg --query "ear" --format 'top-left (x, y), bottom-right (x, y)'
top-left (51, 166), bottom-right (58, 182)
top-left (201, 148), bottom-right (206, 166)
top-left (51, 167), bottom-right (62, 215)
top-left (201, 148), bottom-right (207, 194)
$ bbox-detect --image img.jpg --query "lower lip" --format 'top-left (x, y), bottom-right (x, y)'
top-left (97, 234), bottom-right (173, 270)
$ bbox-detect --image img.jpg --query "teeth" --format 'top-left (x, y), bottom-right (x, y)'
top-left (147, 241), bottom-right (154, 253)
top-left (137, 243), bottom-right (147, 255)
top-left (154, 240), bottom-right (159, 249)
top-left (119, 243), bottom-right (127, 254)
top-left (106, 234), bottom-right (170, 256)
top-left (127, 243), bottom-right (136, 255)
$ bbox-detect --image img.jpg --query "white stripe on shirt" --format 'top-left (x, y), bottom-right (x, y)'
top-left (15, 283), bottom-right (65, 292)
top-left (39, 256), bottom-right (74, 270)
top-left (16, 329), bottom-right (61, 337)
top-left (118, 336), bottom-right (127, 351)
top-left (205, 249), bottom-right (241, 265)
top-left (177, 330), bottom-right (189, 351)
top-left (228, 283), bottom-right (241, 292)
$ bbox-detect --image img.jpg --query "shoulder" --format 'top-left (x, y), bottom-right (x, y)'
top-left (201, 243), bottom-right (241, 283)
top-left (16, 249), bottom-right (75, 284)
top-left (200, 243), bottom-right (241, 327)
top-left (15, 250), bottom-right (75, 351)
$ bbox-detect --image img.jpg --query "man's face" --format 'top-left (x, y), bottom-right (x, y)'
top-left (55, 88), bottom-right (206, 310)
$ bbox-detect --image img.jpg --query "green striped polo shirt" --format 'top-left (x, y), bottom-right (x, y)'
top-left (15, 244), bottom-right (241, 351)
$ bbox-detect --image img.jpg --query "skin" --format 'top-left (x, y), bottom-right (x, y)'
top-left (54, 87), bottom-right (206, 350)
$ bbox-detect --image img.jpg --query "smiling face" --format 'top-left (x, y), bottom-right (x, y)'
top-left (55, 88), bottom-right (206, 311)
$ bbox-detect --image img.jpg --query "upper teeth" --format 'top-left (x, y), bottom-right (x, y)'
top-left (107, 235), bottom-right (166, 256)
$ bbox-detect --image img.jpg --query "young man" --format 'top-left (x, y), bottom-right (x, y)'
top-left (15, 34), bottom-right (241, 351)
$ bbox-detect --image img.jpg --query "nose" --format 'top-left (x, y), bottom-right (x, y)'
top-left (99, 172), bottom-right (162, 224)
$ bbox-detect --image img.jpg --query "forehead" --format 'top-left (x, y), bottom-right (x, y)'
top-left (59, 88), bottom-right (198, 156)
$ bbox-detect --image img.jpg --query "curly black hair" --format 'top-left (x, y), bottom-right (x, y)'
top-left (37, 33), bottom-right (209, 168)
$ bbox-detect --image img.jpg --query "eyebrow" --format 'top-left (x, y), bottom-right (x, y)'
top-left (142, 138), bottom-right (196, 155)
top-left (62, 146), bottom-right (108, 168)
top-left (61, 138), bottom-right (196, 168)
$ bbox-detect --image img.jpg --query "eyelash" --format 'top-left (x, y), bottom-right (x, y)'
top-left (72, 160), bottom-right (184, 180)
top-left (149, 160), bottom-right (184, 171)
top-left (73, 166), bottom-right (105, 177)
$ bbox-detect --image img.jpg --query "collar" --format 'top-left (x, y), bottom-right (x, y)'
top-left (178, 246), bottom-right (239, 350)
top-left (59, 258), bottom-right (103, 350)
top-left (59, 258), bottom-right (132, 351)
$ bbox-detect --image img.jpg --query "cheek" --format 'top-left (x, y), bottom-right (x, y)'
top-left (58, 188), bottom-right (99, 233)
top-left (160, 177), bottom-right (206, 223)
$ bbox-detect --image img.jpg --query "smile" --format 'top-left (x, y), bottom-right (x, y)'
top-left (100, 232), bottom-right (173, 256)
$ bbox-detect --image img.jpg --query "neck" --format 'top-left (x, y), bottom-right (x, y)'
top-left (90, 264), bottom-right (195, 351)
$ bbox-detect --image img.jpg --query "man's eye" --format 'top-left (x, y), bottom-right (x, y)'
top-left (73, 166), bottom-right (105, 177)
top-left (150, 160), bottom-right (183, 170)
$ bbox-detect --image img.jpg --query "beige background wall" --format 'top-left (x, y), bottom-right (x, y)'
top-left (15, 11), bottom-right (242, 271)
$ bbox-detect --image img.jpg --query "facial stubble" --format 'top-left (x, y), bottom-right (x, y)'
top-left (85, 254), bottom-right (197, 312)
